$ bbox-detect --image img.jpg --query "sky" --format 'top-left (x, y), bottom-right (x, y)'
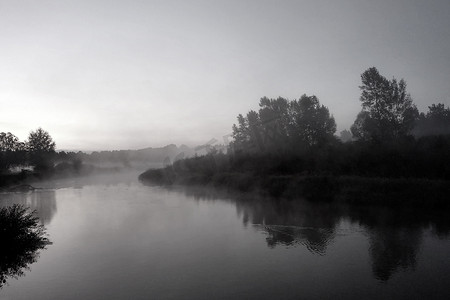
top-left (1, 0), bottom-right (449, 150)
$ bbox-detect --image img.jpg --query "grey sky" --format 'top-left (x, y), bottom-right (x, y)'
top-left (1, 0), bottom-right (449, 150)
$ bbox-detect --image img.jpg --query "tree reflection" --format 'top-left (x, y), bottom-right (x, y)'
top-left (179, 186), bottom-right (342, 255)
top-left (0, 205), bottom-right (50, 288)
top-left (236, 200), bottom-right (340, 255)
top-left (368, 227), bottom-right (421, 281)
top-left (262, 225), bottom-right (335, 255)
top-left (347, 206), bottom-right (427, 281)
top-left (176, 185), bottom-right (450, 282)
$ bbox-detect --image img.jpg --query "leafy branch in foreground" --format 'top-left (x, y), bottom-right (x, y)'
top-left (0, 204), bottom-right (50, 288)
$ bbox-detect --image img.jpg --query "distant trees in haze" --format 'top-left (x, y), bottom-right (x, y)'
top-left (413, 103), bottom-right (450, 137)
top-left (339, 129), bottom-right (352, 142)
top-left (2, 66), bottom-right (449, 184)
top-left (231, 95), bottom-right (336, 153)
top-left (231, 67), bottom-right (448, 156)
top-left (286, 95), bottom-right (336, 147)
top-left (202, 66), bottom-right (450, 180)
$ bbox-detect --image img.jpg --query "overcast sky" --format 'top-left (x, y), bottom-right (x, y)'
top-left (1, 0), bottom-right (449, 150)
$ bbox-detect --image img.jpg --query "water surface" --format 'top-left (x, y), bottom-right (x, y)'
top-left (0, 172), bottom-right (449, 299)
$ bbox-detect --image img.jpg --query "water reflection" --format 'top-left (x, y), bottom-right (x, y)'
top-left (346, 206), bottom-right (427, 281)
top-left (259, 225), bottom-right (335, 255)
top-left (235, 199), bottom-right (340, 255)
top-left (0, 190), bottom-right (57, 225)
top-left (176, 186), bottom-right (450, 281)
top-left (368, 227), bottom-right (422, 281)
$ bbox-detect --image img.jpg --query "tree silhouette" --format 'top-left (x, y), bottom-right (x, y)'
top-left (27, 128), bottom-right (56, 152)
top-left (258, 97), bottom-right (291, 151)
top-left (288, 95), bottom-right (336, 147)
top-left (351, 67), bottom-right (418, 142)
top-left (26, 128), bottom-right (56, 171)
top-left (231, 95), bottom-right (336, 152)
top-left (0, 132), bottom-right (27, 171)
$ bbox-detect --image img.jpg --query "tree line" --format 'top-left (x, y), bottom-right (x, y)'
top-left (151, 66), bottom-right (450, 186)
top-left (3, 67), bottom-right (450, 180)
top-left (1, 130), bottom-right (192, 177)
top-left (0, 128), bottom-right (56, 173)
top-left (231, 95), bottom-right (336, 154)
top-left (230, 67), bottom-right (450, 154)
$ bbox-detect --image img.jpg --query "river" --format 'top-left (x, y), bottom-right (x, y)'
top-left (0, 171), bottom-right (449, 299)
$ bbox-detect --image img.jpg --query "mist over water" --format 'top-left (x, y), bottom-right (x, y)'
top-left (1, 1), bottom-right (450, 298)
top-left (0, 172), bottom-right (449, 299)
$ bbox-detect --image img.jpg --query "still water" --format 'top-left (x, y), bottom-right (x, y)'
top-left (1, 172), bottom-right (449, 299)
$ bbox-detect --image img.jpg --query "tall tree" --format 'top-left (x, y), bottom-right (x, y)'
top-left (26, 128), bottom-right (56, 171)
top-left (27, 128), bottom-right (56, 153)
top-left (258, 97), bottom-right (291, 151)
top-left (352, 67), bottom-right (418, 142)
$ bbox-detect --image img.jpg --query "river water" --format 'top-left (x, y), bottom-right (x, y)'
top-left (0, 172), bottom-right (449, 299)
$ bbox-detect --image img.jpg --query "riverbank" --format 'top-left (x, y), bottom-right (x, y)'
top-left (0, 164), bottom-right (126, 192)
top-left (0, 172), bottom-right (38, 190)
top-left (139, 167), bottom-right (450, 208)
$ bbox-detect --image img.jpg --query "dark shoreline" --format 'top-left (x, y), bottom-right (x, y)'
top-left (139, 168), bottom-right (450, 208)
top-left (0, 172), bottom-right (38, 190)
top-left (0, 165), bottom-right (124, 192)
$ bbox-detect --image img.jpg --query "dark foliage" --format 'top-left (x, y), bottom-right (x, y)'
top-left (0, 205), bottom-right (50, 288)
top-left (0, 128), bottom-right (56, 174)
top-left (413, 103), bottom-right (450, 137)
top-left (231, 95), bottom-right (336, 153)
top-left (351, 67), bottom-right (419, 142)
top-left (139, 141), bottom-right (450, 206)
